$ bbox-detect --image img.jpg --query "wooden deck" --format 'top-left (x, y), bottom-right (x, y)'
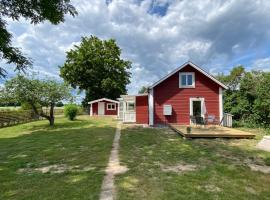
top-left (169, 124), bottom-right (255, 139)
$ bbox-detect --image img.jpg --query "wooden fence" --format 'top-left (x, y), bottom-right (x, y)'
top-left (0, 108), bottom-right (64, 128)
top-left (223, 113), bottom-right (233, 128)
top-left (0, 110), bottom-right (40, 128)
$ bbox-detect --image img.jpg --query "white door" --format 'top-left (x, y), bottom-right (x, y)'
top-left (190, 97), bottom-right (205, 124)
top-left (98, 102), bottom-right (105, 115)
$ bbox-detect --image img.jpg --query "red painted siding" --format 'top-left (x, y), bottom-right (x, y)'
top-left (105, 101), bottom-right (118, 115)
top-left (136, 96), bottom-right (149, 124)
top-left (91, 101), bottom-right (118, 115)
top-left (153, 64), bottom-right (220, 125)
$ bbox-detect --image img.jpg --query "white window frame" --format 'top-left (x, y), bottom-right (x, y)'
top-left (126, 101), bottom-right (135, 112)
top-left (179, 72), bottom-right (195, 88)
top-left (107, 103), bottom-right (116, 110)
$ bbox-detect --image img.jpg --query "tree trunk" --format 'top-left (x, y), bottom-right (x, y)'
top-left (49, 104), bottom-right (55, 126)
top-left (30, 102), bottom-right (55, 126)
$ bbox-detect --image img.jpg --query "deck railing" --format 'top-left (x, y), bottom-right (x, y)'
top-left (123, 111), bottom-right (136, 123)
top-left (223, 113), bottom-right (233, 127)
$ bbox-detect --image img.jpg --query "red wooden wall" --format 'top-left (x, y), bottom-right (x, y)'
top-left (136, 96), bottom-right (149, 124)
top-left (153, 64), bottom-right (220, 125)
top-left (91, 101), bottom-right (118, 115)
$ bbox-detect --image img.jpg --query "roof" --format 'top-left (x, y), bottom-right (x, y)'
top-left (149, 61), bottom-right (228, 89)
top-left (88, 98), bottom-right (119, 104)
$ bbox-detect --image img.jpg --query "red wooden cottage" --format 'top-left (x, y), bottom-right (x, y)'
top-left (88, 98), bottom-right (119, 116)
top-left (118, 61), bottom-right (228, 126)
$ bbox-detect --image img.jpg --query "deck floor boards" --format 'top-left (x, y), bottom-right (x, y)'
top-left (169, 124), bottom-right (255, 139)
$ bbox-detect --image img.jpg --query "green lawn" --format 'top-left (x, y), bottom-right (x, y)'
top-left (0, 116), bottom-right (116, 200)
top-left (116, 126), bottom-right (270, 200)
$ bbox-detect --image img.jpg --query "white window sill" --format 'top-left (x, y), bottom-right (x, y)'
top-left (179, 85), bottom-right (195, 88)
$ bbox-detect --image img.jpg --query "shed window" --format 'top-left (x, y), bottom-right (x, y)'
top-left (179, 72), bottom-right (195, 88)
top-left (107, 103), bottom-right (116, 110)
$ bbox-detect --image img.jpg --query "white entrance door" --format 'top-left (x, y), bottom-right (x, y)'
top-left (98, 102), bottom-right (105, 115)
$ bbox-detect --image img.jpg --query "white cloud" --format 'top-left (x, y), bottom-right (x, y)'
top-left (252, 57), bottom-right (270, 72)
top-left (2, 0), bottom-right (270, 97)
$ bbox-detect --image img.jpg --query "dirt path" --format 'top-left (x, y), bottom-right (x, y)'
top-left (99, 122), bottom-right (128, 200)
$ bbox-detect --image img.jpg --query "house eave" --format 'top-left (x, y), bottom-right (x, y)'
top-left (149, 61), bottom-right (228, 90)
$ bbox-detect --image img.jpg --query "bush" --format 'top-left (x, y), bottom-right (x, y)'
top-left (64, 104), bottom-right (78, 120)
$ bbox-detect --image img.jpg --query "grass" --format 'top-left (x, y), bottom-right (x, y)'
top-left (116, 126), bottom-right (270, 200)
top-left (0, 116), bottom-right (117, 200)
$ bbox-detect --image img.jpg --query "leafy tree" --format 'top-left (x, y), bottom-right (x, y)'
top-left (0, 0), bottom-right (77, 78)
top-left (253, 73), bottom-right (270, 127)
top-left (60, 36), bottom-right (131, 106)
top-left (217, 66), bottom-right (270, 128)
top-left (138, 86), bottom-right (149, 94)
top-left (1, 75), bottom-right (71, 125)
top-left (216, 66), bottom-right (245, 90)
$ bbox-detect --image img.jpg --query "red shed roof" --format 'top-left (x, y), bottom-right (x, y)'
top-left (149, 61), bottom-right (228, 89)
top-left (88, 98), bottom-right (119, 104)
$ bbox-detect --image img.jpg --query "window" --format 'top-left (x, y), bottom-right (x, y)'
top-left (127, 101), bottom-right (135, 111)
top-left (107, 103), bottom-right (116, 110)
top-left (179, 72), bottom-right (195, 88)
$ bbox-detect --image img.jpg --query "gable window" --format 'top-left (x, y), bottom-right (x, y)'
top-left (179, 72), bottom-right (195, 88)
top-left (107, 103), bottom-right (116, 110)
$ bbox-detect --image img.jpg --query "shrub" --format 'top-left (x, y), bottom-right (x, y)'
top-left (64, 104), bottom-right (78, 120)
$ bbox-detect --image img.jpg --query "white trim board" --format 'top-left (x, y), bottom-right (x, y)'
top-left (148, 88), bottom-right (154, 126)
top-left (219, 87), bottom-right (224, 125)
top-left (149, 61), bottom-right (228, 89)
top-left (88, 98), bottom-right (119, 104)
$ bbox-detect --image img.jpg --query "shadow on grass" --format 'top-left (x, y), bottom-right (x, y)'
top-left (28, 118), bottom-right (93, 131)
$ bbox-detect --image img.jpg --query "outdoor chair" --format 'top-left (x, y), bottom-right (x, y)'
top-left (190, 115), bottom-right (196, 124)
top-left (195, 116), bottom-right (206, 125)
top-left (206, 115), bottom-right (219, 125)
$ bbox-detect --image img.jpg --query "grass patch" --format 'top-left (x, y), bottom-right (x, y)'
top-left (0, 116), bottom-right (116, 200)
top-left (116, 126), bottom-right (270, 200)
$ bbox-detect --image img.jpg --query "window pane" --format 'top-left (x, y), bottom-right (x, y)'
top-left (128, 102), bottom-right (135, 111)
top-left (181, 75), bottom-right (186, 86)
top-left (187, 75), bottom-right (193, 85)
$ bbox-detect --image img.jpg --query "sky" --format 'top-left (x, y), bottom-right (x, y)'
top-left (1, 0), bottom-right (270, 99)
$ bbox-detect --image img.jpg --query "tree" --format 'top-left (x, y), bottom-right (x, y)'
top-left (138, 86), bottom-right (149, 94)
top-left (216, 66), bottom-right (270, 128)
top-left (2, 75), bottom-right (71, 126)
top-left (0, 0), bottom-right (77, 78)
top-left (60, 36), bottom-right (132, 105)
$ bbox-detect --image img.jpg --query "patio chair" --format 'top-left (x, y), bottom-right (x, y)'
top-left (195, 116), bottom-right (206, 125)
top-left (190, 115), bottom-right (196, 124)
top-left (206, 115), bottom-right (219, 125)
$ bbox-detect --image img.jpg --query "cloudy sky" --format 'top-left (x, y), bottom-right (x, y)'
top-left (2, 0), bottom-right (270, 97)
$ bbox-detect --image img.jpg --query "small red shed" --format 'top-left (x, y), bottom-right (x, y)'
top-left (88, 98), bottom-right (119, 116)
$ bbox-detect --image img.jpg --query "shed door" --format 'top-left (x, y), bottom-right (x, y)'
top-left (98, 102), bottom-right (105, 115)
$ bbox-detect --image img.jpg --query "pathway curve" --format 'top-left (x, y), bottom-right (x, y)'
top-left (100, 122), bottom-right (128, 200)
